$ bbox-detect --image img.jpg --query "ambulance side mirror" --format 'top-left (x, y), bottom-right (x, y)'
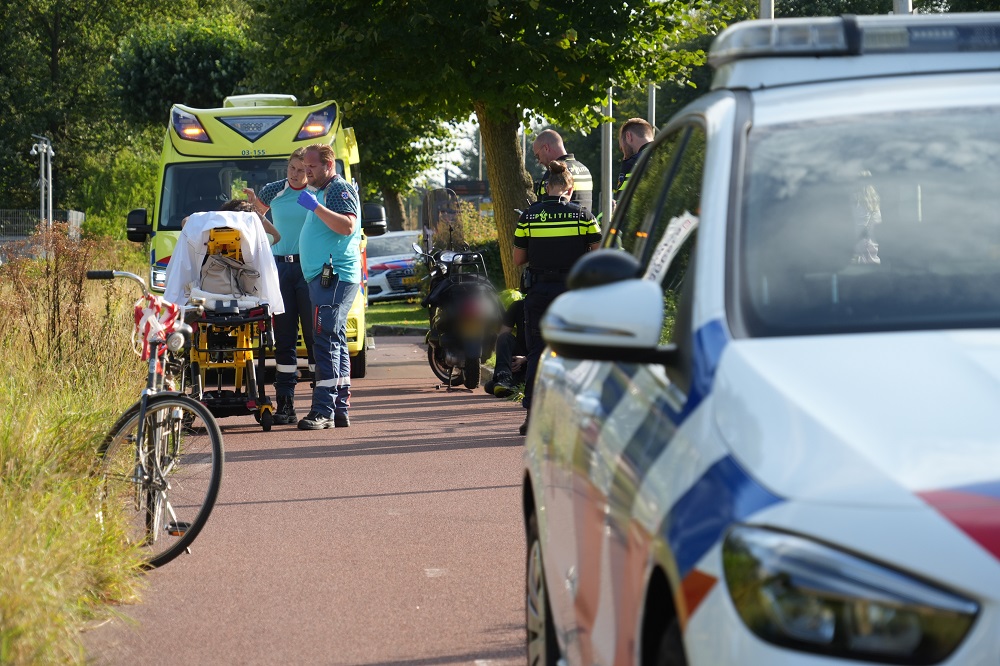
top-left (361, 202), bottom-right (387, 237)
top-left (126, 208), bottom-right (152, 243)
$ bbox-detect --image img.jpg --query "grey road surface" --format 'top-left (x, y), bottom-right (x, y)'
top-left (83, 336), bottom-right (527, 666)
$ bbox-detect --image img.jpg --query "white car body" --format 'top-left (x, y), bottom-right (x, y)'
top-left (366, 230), bottom-right (421, 303)
top-left (524, 14), bottom-right (1000, 666)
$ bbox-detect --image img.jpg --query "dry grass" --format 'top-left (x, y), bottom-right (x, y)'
top-left (0, 224), bottom-right (149, 664)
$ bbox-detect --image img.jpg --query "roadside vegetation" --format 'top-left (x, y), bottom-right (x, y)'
top-left (0, 226), bottom-right (148, 664)
top-left (367, 299), bottom-right (428, 331)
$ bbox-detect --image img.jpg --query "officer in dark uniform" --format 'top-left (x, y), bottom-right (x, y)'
top-left (514, 160), bottom-right (602, 435)
top-left (532, 129), bottom-right (594, 212)
top-left (615, 117), bottom-right (655, 201)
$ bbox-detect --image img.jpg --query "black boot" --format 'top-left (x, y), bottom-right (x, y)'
top-left (492, 372), bottom-right (515, 398)
top-left (274, 396), bottom-right (297, 425)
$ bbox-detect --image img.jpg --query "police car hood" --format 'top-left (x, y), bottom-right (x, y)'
top-left (714, 330), bottom-right (1000, 508)
top-left (369, 252), bottom-right (415, 268)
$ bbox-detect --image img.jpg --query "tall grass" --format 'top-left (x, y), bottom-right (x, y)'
top-left (0, 224), bottom-right (148, 664)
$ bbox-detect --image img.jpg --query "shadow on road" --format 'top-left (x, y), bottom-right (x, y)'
top-left (214, 482), bottom-right (520, 508)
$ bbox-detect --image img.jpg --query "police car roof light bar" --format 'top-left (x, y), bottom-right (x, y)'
top-left (709, 13), bottom-right (1000, 68)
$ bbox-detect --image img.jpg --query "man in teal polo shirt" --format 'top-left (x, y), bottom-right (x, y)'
top-left (295, 144), bottom-right (362, 430)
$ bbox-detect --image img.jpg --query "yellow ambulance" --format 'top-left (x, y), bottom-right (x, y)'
top-left (126, 94), bottom-right (384, 377)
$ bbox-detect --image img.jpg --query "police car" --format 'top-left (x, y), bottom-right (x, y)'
top-left (523, 13), bottom-right (1000, 666)
top-left (366, 230), bottom-right (421, 303)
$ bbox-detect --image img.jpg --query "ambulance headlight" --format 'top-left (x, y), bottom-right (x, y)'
top-left (171, 108), bottom-right (211, 142)
top-left (723, 525), bottom-right (977, 664)
top-left (296, 104), bottom-right (336, 140)
top-left (150, 267), bottom-right (167, 291)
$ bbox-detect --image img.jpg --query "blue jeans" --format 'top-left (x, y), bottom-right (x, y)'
top-left (308, 275), bottom-right (359, 418)
top-left (274, 261), bottom-right (314, 399)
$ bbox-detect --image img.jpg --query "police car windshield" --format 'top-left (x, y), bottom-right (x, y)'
top-left (159, 159), bottom-right (288, 230)
top-left (366, 233), bottom-right (419, 259)
top-left (739, 106), bottom-right (1000, 336)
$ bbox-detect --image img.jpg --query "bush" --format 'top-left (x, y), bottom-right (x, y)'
top-left (77, 134), bottom-right (160, 240)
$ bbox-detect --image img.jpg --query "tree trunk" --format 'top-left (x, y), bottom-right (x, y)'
top-left (475, 101), bottom-right (534, 290)
top-left (380, 185), bottom-right (405, 231)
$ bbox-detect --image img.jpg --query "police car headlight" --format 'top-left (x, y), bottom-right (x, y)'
top-left (723, 525), bottom-right (977, 664)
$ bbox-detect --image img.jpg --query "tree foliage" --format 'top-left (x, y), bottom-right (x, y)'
top-left (248, 0), bottom-right (727, 287)
top-left (112, 17), bottom-right (253, 127)
top-left (0, 0), bottom-right (161, 209)
top-left (347, 110), bottom-right (455, 230)
top-left (0, 0), bottom-right (246, 229)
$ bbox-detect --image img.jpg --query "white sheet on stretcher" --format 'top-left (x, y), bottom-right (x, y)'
top-left (163, 211), bottom-right (284, 315)
top-left (188, 287), bottom-right (261, 312)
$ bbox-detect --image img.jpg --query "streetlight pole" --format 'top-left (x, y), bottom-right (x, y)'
top-left (648, 83), bottom-right (656, 129)
top-left (29, 135), bottom-right (54, 229)
top-left (601, 87), bottom-right (614, 224)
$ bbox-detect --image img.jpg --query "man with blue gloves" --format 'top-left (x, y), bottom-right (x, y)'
top-left (295, 144), bottom-right (362, 430)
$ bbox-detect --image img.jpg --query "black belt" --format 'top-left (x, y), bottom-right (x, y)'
top-left (529, 270), bottom-right (569, 284)
top-left (275, 254), bottom-right (300, 263)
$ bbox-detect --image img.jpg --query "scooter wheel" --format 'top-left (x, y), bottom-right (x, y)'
top-left (463, 358), bottom-right (480, 390)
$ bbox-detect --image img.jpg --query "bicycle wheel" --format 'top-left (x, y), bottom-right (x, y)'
top-left (98, 394), bottom-right (224, 568)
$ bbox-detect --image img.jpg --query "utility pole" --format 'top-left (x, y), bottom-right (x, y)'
top-left (648, 84), bottom-right (656, 129)
top-left (893, 0), bottom-right (912, 13)
top-left (29, 135), bottom-right (54, 229)
top-left (601, 88), bottom-right (614, 225)
top-left (760, 0), bottom-right (774, 19)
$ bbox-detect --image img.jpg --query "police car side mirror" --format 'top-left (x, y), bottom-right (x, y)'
top-left (566, 249), bottom-right (640, 290)
top-left (541, 277), bottom-right (678, 365)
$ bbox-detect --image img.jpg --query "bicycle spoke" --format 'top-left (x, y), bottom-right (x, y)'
top-left (98, 396), bottom-right (223, 567)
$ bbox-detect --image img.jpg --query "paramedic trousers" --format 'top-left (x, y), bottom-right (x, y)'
top-left (308, 275), bottom-right (359, 418)
top-left (274, 261), bottom-right (314, 399)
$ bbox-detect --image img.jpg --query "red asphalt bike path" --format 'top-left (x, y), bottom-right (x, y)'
top-left (83, 336), bottom-right (527, 666)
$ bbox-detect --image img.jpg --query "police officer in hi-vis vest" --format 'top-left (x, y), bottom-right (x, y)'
top-left (532, 129), bottom-right (594, 213)
top-left (514, 160), bottom-right (602, 436)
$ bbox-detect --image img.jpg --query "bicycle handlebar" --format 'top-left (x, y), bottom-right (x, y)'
top-left (87, 270), bottom-right (149, 296)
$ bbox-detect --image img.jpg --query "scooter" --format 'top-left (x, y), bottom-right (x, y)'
top-left (414, 242), bottom-right (502, 390)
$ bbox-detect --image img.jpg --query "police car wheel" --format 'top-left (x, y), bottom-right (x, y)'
top-left (655, 619), bottom-right (687, 666)
top-left (526, 513), bottom-right (559, 666)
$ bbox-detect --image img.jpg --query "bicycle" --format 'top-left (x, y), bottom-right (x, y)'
top-left (88, 270), bottom-right (224, 568)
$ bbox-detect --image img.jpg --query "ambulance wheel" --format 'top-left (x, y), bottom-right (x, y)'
top-left (350, 348), bottom-right (367, 379)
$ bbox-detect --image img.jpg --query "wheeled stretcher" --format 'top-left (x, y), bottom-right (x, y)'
top-left (163, 211), bottom-right (285, 431)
